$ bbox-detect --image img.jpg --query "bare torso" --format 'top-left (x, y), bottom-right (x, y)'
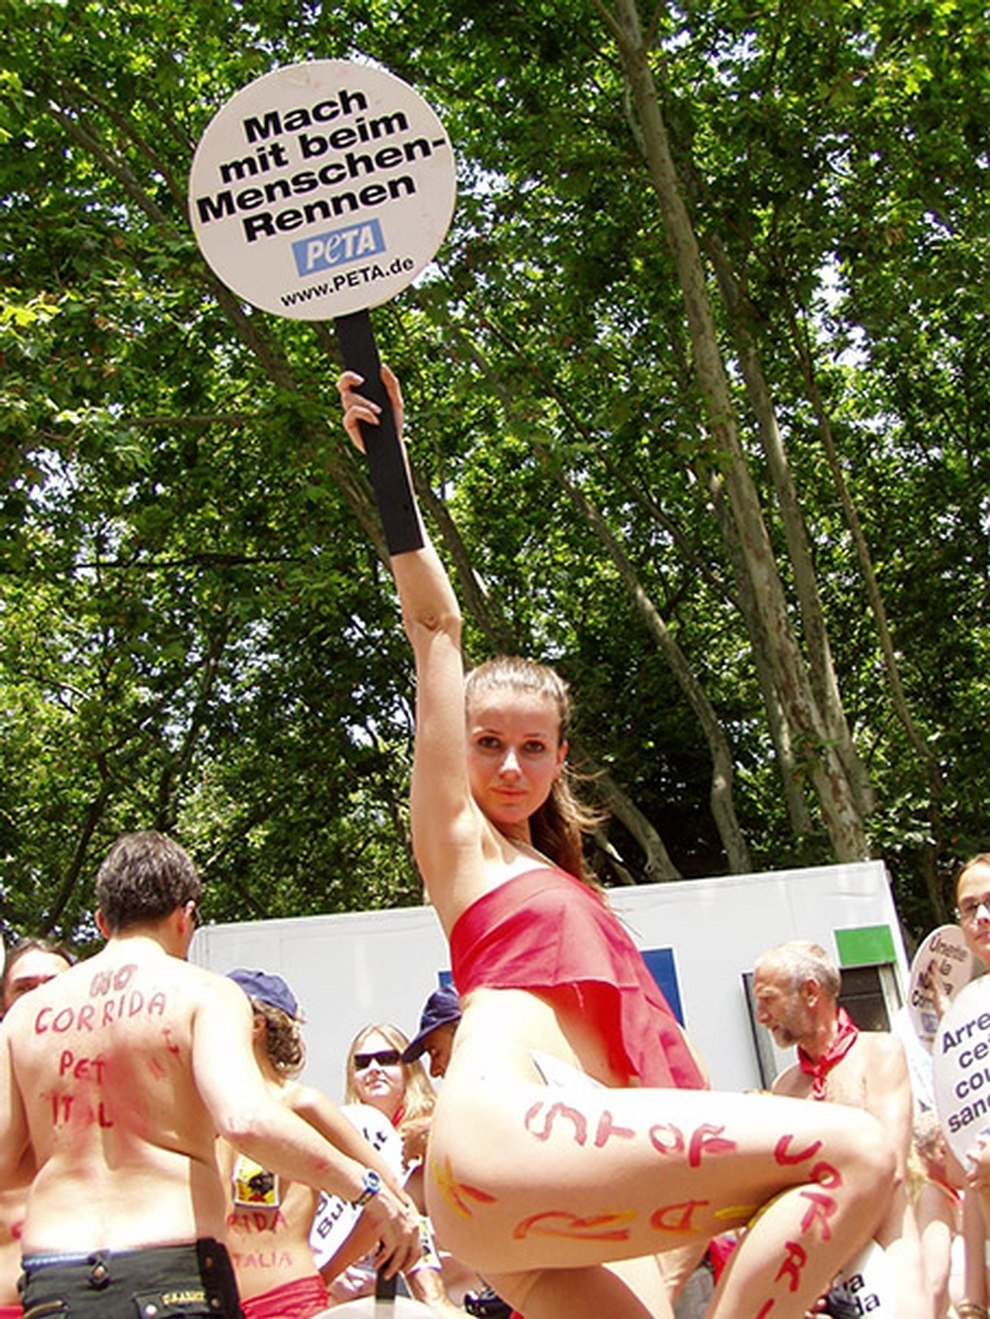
top-left (773, 1032), bottom-right (898, 1131)
top-left (453, 985), bottom-right (622, 1088)
top-left (219, 1080), bottom-right (322, 1302)
top-left (0, 1154), bottom-right (33, 1304)
top-left (773, 1029), bottom-right (932, 1319)
top-left (5, 937), bottom-right (225, 1253)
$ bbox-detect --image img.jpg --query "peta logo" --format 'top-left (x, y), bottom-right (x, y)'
top-left (292, 219), bottom-right (385, 276)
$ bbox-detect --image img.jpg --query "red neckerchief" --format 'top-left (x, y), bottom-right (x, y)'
top-left (390, 1104), bottom-right (406, 1128)
top-left (927, 1173), bottom-right (962, 1206)
top-left (797, 1007), bottom-right (859, 1100)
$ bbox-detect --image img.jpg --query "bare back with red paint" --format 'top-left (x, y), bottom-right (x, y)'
top-left (5, 937), bottom-right (225, 1254)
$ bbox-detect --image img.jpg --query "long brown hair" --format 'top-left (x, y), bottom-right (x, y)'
top-left (252, 999), bottom-right (306, 1078)
top-left (465, 656), bottom-right (603, 886)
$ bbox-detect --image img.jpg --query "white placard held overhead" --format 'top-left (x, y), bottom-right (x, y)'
top-left (189, 61), bottom-right (456, 319)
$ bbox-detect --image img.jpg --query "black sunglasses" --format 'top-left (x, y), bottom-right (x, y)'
top-left (354, 1048), bottom-right (401, 1071)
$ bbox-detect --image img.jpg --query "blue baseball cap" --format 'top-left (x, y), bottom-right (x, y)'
top-left (401, 984), bottom-right (461, 1062)
top-left (227, 967), bottom-right (299, 1020)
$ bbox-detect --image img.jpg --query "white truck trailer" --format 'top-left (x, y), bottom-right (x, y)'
top-left (191, 859), bottom-right (909, 1099)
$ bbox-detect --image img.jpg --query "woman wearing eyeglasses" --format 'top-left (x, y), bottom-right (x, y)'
top-left (338, 366), bottom-right (896, 1319)
top-left (317, 1023), bottom-right (471, 1313)
top-left (949, 854), bottom-right (990, 1319)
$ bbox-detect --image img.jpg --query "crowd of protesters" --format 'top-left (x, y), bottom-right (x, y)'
top-left (2, 835), bottom-right (990, 1317)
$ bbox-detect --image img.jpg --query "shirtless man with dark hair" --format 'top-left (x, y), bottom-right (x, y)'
top-left (0, 831), bottom-right (420, 1318)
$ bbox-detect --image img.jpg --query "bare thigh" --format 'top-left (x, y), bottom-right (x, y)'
top-left (427, 1079), bottom-right (892, 1316)
top-left (485, 1255), bottom-right (672, 1319)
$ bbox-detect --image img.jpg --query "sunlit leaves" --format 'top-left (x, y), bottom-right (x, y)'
top-left (1, 0), bottom-right (986, 944)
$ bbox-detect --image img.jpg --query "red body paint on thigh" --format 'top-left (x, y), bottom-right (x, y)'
top-left (512, 1209), bottom-right (635, 1242)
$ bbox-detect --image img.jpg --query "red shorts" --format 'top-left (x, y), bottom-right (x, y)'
top-left (241, 1274), bottom-right (328, 1319)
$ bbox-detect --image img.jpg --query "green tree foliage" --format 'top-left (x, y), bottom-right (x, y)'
top-left (1, 0), bottom-right (986, 947)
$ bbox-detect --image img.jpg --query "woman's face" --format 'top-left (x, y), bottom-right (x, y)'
top-left (351, 1028), bottom-right (406, 1120)
top-left (957, 860), bottom-right (990, 969)
top-left (1, 949), bottom-right (71, 1013)
top-left (465, 690), bottom-right (566, 841)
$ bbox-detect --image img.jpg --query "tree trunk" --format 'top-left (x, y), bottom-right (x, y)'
top-left (603, 0), bottom-right (869, 861)
top-left (790, 312), bottom-right (947, 917)
top-left (562, 475), bottom-right (754, 874)
top-left (593, 773), bottom-right (682, 881)
top-left (436, 309), bottom-right (748, 874)
top-left (706, 475), bottom-right (816, 839)
top-left (708, 238), bottom-right (875, 820)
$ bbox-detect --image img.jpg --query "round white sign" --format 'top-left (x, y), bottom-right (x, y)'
top-left (933, 975), bottom-right (990, 1163)
top-left (188, 61), bottom-right (456, 319)
top-left (908, 923), bottom-right (979, 1051)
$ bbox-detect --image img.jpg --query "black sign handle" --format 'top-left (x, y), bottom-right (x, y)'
top-left (335, 309), bottom-right (424, 556)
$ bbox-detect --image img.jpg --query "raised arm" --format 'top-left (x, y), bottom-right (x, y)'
top-left (337, 369), bottom-right (488, 927)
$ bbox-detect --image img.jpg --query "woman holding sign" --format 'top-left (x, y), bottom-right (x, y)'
top-left (337, 367), bottom-right (895, 1318)
top-left (944, 853), bottom-right (990, 1318)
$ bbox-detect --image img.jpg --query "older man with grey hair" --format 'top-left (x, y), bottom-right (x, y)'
top-left (753, 939), bottom-right (930, 1319)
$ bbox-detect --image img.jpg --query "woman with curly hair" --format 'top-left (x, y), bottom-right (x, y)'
top-left (219, 970), bottom-right (411, 1319)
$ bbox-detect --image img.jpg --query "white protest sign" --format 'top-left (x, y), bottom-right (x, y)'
top-left (309, 1103), bottom-right (403, 1268)
top-left (933, 975), bottom-right (990, 1162)
top-left (188, 60), bottom-right (456, 319)
top-left (908, 924), bottom-right (978, 1051)
top-left (828, 1239), bottom-right (896, 1317)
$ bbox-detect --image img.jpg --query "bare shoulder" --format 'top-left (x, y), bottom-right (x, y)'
top-left (0, 988), bottom-right (40, 1041)
top-left (859, 1030), bottom-right (908, 1068)
top-left (287, 1082), bottom-right (354, 1130)
top-left (288, 1079), bottom-right (323, 1105)
top-left (185, 963), bottom-right (254, 1023)
top-left (184, 960), bottom-right (244, 1000)
top-left (286, 1081), bottom-right (325, 1120)
top-left (770, 1063), bottom-right (807, 1098)
top-left (857, 1032), bottom-right (910, 1091)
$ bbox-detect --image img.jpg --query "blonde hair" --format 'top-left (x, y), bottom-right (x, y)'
top-left (344, 1023), bottom-right (435, 1129)
top-left (465, 656), bottom-right (604, 885)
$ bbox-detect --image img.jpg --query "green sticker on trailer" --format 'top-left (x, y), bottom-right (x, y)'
top-left (835, 925), bottom-right (896, 967)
